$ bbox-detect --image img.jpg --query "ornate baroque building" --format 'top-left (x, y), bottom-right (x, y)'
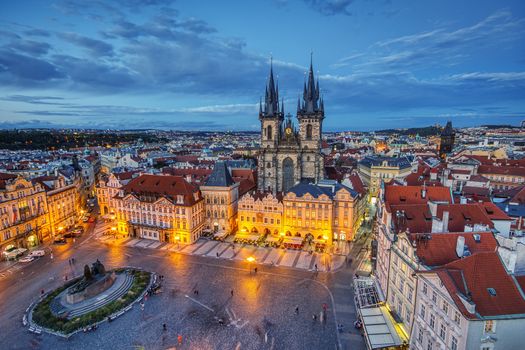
top-left (257, 59), bottom-right (324, 193)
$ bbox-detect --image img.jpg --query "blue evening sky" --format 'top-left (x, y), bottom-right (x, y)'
top-left (0, 0), bottom-right (524, 131)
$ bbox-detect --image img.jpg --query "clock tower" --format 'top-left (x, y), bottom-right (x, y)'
top-left (257, 57), bottom-right (325, 193)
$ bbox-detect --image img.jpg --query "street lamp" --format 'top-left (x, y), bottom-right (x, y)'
top-left (247, 256), bottom-right (255, 273)
top-left (175, 235), bottom-right (180, 248)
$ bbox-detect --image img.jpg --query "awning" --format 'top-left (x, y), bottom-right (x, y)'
top-left (265, 236), bottom-right (281, 243)
top-left (283, 237), bottom-right (304, 244)
top-left (360, 306), bottom-right (408, 350)
top-left (234, 234), bottom-right (260, 241)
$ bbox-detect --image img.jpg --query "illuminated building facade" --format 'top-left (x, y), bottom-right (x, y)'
top-left (200, 162), bottom-right (239, 234)
top-left (238, 191), bottom-right (283, 235)
top-left (0, 173), bottom-right (49, 251)
top-left (112, 174), bottom-right (205, 244)
top-left (33, 174), bottom-right (81, 236)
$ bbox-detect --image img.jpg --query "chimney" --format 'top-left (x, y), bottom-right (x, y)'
top-left (442, 211), bottom-right (449, 232)
top-left (456, 236), bottom-right (465, 258)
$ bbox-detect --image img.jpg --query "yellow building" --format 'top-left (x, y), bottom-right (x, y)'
top-left (358, 156), bottom-right (413, 196)
top-left (33, 174), bottom-right (81, 236)
top-left (0, 173), bottom-right (49, 251)
top-left (112, 174), bottom-right (205, 244)
top-left (283, 180), bottom-right (362, 244)
top-left (96, 171), bottom-right (139, 216)
top-left (238, 191), bottom-right (283, 236)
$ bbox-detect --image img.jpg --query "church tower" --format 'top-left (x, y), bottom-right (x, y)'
top-left (297, 57), bottom-right (324, 183)
top-left (439, 121), bottom-right (455, 159)
top-left (257, 57), bottom-right (325, 193)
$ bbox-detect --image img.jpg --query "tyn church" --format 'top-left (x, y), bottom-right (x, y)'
top-left (257, 59), bottom-right (325, 193)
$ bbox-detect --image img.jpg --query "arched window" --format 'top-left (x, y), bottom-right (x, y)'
top-left (306, 124), bottom-right (313, 139)
top-left (267, 162), bottom-right (271, 168)
top-left (267, 125), bottom-right (272, 140)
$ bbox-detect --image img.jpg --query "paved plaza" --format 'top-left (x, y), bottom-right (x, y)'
top-left (0, 222), bottom-right (368, 350)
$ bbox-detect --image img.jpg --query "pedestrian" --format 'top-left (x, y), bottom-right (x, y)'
top-left (50, 253), bottom-right (53, 260)
top-left (216, 252), bottom-right (219, 258)
top-left (295, 306), bottom-right (299, 314)
top-left (231, 289), bottom-right (234, 297)
top-left (40, 289), bottom-right (44, 295)
top-left (194, 289), bottom-right (199, 296)
top-left (162, 323), bottom-right (167, 331)
top-left (177, 335), bottom-right (183, 345)
top-left (314, 264), bottom-right (318, 271)
top-left (312, 314), bottom-right (317, 321)
top-left (254, 267), bottom-right (258, 274)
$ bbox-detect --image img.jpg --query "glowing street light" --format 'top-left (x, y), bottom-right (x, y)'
top-left (175, 235), bottom-right (181, 248)
top-left (247, 256), bottom-right (256, 274)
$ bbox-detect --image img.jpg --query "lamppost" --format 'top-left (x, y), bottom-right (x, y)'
top-left (247, 256), bottom-right (255, 274)
top-left (111, 226), bottom-right (117, 239)
top-left (175, 235), bottom-right (180, 248)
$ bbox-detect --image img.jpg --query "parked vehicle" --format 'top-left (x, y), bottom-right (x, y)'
top-left (19, 256), bottom-right (35, 263)
top-left (53, 237), bottom-right (67, 244)
top-left (28, 250), bottom-right (45, 257)
top-left (3, 248), bottom-right (27, 260)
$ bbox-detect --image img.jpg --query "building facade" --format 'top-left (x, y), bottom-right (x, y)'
top-left (34, 174), bottom-right (81, 237)
top-left (358, 156), bottom-right (413, 196)
top-left (0, 174), bottom-right (49, 251)
top-left (257, 60), bottom-right (324, 193)
top-left (112, 174), bottom-right (205, 244)
top-left (200, 162), bottom-right (240, 234)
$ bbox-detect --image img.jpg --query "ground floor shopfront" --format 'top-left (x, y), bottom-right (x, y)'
top-left (115, 221), bottom-right (204, 245)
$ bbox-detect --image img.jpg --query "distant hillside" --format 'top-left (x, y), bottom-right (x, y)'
top-left (376, 126), bottom-right (442, 136)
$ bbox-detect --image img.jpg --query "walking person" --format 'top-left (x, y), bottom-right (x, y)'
top-left (231, 289), bottom-right (234, 297)
top-left (295, 305), bottom-right (299, 314)
top-left (312, 314), bottom-right (317, 321)
top-left (162, 323), bottom-right (167, 331)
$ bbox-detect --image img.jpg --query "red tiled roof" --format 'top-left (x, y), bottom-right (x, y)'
top-left (479, 202), bottom-right (511, 221)
top-left (414, 231), bottom-right (496, 267)
top-left (348, 173), bottom-right (365, 195)
top-left (237, 178), bottom-right (256, 197)
top-left (390, 203), bottom-right (495, 234)
top-left (120, 174), bottom-right (201, 206)
top-left (435, 252), bottom-right (525, 318)
top-left (478, 165), bottom-right (525, 177)
top-left (385, 185), bottom-right (452, 205)
top-left (0, 172), bottom-right (17, 190)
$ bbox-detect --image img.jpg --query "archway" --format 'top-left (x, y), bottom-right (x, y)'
top-left (282, 157), bottom-right (294, 192)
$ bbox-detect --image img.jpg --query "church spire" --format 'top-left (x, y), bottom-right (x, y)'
top-left (299, 53), bottom-right (322, 115)
top-left (261, 57), bottom-right (281, 118)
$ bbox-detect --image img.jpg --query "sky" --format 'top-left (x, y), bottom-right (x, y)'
top-left (0, 0), bottom-right (524, 131)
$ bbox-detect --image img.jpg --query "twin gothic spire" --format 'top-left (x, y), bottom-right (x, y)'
top-left (259, 55), bottom-right (324, 119)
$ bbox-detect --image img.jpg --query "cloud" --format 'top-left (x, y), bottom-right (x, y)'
top-left (335, 10), bottom-right (525, 71)
top-left (58, 32), bottom-right (114, 57)
top-left (1, 95), bottom-right (68, 105)
top-left (0, 50), bottom-right (64, 84)
top-left (8, 39), bottom-right (51, 56)
top-left (303, 0), bottom-right (355, 16)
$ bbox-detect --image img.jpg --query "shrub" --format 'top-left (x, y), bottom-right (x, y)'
top-left (31, 268), bottom-right (151, 334)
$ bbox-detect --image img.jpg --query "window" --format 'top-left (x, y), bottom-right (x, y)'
top-left (430, 314), bottom-right (435, 329)
top-left (423, 283), bottom-right (428, 295)
top-left (432, 291), bottom-right (437, 303)
top-left (451, 336), bottom-right (458, 350)
top-left (454, 311), bottom-right (461, 325)
top-left (442, 301), bottom-right (449, 315)
top-left (484, 320), bottom-right (495, 333)
top-left (418, 327), bottom-right (424, 344)
top-left (440, 324), bottom-right (446, 340)
top-left (427, 339), bottom-right (433, 350)
top-left (420, 304), bottom-right (426, 318)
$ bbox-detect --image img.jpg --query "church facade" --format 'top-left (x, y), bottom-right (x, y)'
top-left (257, 60), bottom-right (324, 193)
